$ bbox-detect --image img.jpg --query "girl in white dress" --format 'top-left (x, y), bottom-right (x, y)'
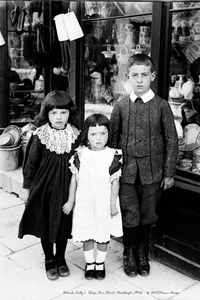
top-left (63, 114), bottom-right (122, 280)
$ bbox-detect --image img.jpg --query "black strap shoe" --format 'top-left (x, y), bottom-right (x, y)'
top-left (45, 259), bottom-right (59, 280)
top-left (58, 265), bottom-right (70, 277)
top-left (85, 262), bottom-right (95, 280)
top-left (95, 262), bottom-right (106, 280)
top-left (56, 257), bottom-right (70, 277)
top-left (136, 244), bottom-right (150, 276)
top-left (123, 246), bottom-right (138, 277)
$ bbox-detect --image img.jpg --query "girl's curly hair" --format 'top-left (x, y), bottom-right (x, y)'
top-left (34, 90), bottom-right (79, 127)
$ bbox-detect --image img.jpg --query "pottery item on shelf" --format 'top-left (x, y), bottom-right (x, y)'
top-left (177, 74), bottom-right (186, 91)
top-left (176, 74), bottom-right (193, 99)
top-left (35, 75), bottom-right (44, 91)
top-left (131, 44), bottom-right (146, 55)
top-left (90, 71), bottom-right (102, 103)
top-left (182, 105), bottom-right (198, 123)
top-left (169, 86), bottom-right (182, 99)
top-left (117, 45), bottom-right (130, 64)
top-left (101, 45), bottom-right (116, 59)
top-left (183, 123), bottom-right (200, 151)
top-left (124, 23), bottom-right (136, 49)
top-left (179, 79), bottom-right (194, 99)
top-left (179, 158), bottom-right (192, 170)
top-left (139, 26), bottom-right (151, 44)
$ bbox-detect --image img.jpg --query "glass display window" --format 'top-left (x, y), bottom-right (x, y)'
top-left (82, 2), bottom-right (152, 120)
top-left (168, 2), bottom-right (200, 175)
top-left (7, 1), bottom-right (46, 124)
top-left (84, 2), bottom-right (152, 19)
top-left (173, 2), bottom-right (200, 10)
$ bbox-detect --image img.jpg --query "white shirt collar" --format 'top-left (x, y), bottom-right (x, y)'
top-left (130, 89), bottom-right (155, 103)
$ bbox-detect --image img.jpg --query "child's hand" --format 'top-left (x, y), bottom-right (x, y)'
top-left (161, 177), bottom-right (174, 190)
top-left (110, 204), bottom-right (119, 217)
top-left (63, 201), bottom-right (74, 215)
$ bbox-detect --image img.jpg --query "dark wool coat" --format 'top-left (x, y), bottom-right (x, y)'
top-left (18, 124), bottom-right (79, 243)
top-left (109, 95), bottom-right (179, 185)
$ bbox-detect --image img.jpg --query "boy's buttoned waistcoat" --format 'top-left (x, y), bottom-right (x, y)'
top-left (109, 95), bottom-right (179, 185)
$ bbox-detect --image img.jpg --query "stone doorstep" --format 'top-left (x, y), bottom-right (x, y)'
top-left (0, 167), bottom-right (26, 201)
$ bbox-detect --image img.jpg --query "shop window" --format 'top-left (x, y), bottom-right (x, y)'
top-left (84, 2), bottom-right (152, 19)
top-left (82, 2), bottom-right (152, 120)
top-left (168, 3), bottom-right (200, 175)
top-left (173, 2), bottom-right (200, 10)
top-left (7, 1), bottom-right (46, 124)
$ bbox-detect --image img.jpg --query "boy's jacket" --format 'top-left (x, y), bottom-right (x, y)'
top-left (109, 95), bottom-right (179, 184)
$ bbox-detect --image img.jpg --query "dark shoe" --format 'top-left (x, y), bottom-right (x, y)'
top-left (95, 262), bottom-right (106, 280)
top-left (136, 244), bottom-right (150, 276)
top-left (123, 246), bottom-right (138, 277)
top-left (85, 262), bottom-right (95, 280)
top-left (58, 265), bottom-right (70, 277)
top-left (56, 258), bottom-right (70, 277)
top-left (45, 259), bottom-right (59, 280)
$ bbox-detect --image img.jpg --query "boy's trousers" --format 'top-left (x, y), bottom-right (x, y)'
top-left (119, 177), bottom-right (162, 228)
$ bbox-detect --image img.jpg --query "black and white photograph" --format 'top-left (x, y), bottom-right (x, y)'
top-left (1, 1), bottom-right (200, 300)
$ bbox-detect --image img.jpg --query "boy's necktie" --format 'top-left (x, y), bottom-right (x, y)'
top-left (135, 97), bottom-right (143, 104)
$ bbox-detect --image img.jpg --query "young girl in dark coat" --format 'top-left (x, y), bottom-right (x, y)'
top-left (18, 90), bottom-right (80, 280)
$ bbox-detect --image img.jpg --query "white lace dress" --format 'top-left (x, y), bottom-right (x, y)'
top-left (70, 146), bottom-right (122, 243)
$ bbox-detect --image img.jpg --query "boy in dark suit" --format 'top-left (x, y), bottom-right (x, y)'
top-left (109, 54), bottom-right (178, 277)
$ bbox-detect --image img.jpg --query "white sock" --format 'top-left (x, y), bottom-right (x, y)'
top-left (96, 249), bottom-right (107, 270)
top-left (84, 249), bottom-right (95, 270)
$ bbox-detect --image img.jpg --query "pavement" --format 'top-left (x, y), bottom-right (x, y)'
top-left (1, 168), bottom-right (200, 300)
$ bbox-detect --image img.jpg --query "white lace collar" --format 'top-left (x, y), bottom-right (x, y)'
top-left (33, 123), bottom-right (80, 154)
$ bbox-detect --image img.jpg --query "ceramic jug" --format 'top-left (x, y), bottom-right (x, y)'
top-left (131, 44), bottom-right (145, 55)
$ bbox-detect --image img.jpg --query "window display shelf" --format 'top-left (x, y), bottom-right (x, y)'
top-left (10, 117), bottom-right (34, 124)
top-left (10, 89), bottom-right (44, 93)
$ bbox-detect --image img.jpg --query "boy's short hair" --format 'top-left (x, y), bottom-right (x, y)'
top-left (127, 54), bottom-right (154, 73)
